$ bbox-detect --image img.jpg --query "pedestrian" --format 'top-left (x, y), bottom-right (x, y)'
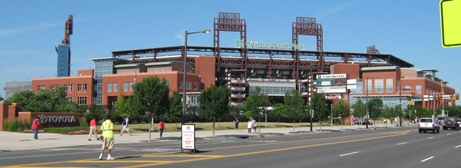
top-left (158, 120), bottom-right (164, 138)
top-left (31, 116), bottom-right (41, 140)
top-left (120, 115), bottom-right (132, 136)
top-left (247, 118), bottom-right (252, 133)
top-left (234, 118), bottom-right (239, 131)
top-left (88, 117), bottom-right (99, 141)
top-left (99, 114), bottom-right (115, 160)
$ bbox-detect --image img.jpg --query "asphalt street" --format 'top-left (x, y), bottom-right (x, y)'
top-left (2, 125), bottom-right (461, 168)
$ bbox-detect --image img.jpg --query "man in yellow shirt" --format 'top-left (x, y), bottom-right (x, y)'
top-left (99, 114), bottom-right (115, 160)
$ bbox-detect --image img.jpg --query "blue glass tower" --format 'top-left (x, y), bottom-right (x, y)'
top-left (57, 44), bottom-right (70, 77)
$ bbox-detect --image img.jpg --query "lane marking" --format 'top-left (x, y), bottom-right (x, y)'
top-left (428, 137), bottom-right (434, 139)
top-left (0, 151), bottom-right (94, 160)
top-left (339, 151), bottom-right (359, 157)
top-left (9, 130), bottom-right (412, 168)
top-left (131, 130), bottom-right (412, 168)
top-left (397, 142), bottom-right (407, 145)
top-left (421, 156), bottom-right (434, 162)
top-left (455, 145), bottom-right (461, 148)
top-left (447, 133), bottom-right (452, 135)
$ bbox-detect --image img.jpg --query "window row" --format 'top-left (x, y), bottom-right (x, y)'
top-left (179, 81), bottom-right (199, 90)
top-left (37, 84), bottom-right (87, 93)
top-left (107, 82), bottom-right (134, 92)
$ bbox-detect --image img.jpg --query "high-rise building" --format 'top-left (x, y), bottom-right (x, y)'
top-left (57, 44), bottom-right (71, 77)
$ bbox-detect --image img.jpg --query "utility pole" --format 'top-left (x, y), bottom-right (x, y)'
top-left (365, 77), bottom-right (369, 129)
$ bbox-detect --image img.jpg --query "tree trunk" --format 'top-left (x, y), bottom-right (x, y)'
top-left (341, 118), bottom-right (344, 130)
top-left (373, 119), bottom-right (376, 129)
top-left (212, 121), bottom-right (215, 138)
top-left (293, 119), bottom-right (296, 132)
top-left (319, 120), bottom-right (322, 132)
top-left (277, 119), bottom-right (280, 126)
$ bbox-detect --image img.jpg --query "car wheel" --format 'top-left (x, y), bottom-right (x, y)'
top-left (437, 128), bottom-right (440, 133)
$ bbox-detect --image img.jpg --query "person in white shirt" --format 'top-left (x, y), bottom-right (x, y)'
top-left (247, 118), bottom-right (253, 133)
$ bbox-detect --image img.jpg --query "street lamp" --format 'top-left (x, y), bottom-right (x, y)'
top-left (182, 29), bottom-right (210, 125)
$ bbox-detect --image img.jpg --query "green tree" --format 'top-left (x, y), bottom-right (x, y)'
top-left (167, 90), bottom-right (183, 130)
top-left (312, 93), bottom-right (328, 131)
top-left (368, 98), bottom-right (383, 129)
top-left (132, 76), bottom-right (170, 123)
top-left (114, 92), bottom-right (132, 120)
top-left (243, 86), bottom-right (269, 131)
top-left (5, 90), bottom-right (35, 108)
top-left (271, 103), bottom-right (287, 126)
top-left (284, 90), bottom-right (304, 132)
top-left (0, 94), bottom-right (4, 101)
top-left (352, 99), bottom-right (367, 128)
top-left (381, 105), bottom-right (396, 127)
top-left (19, 86), bottom-right (79, 112)
top-left (198, 85), bottom-right (231, 137)
top-left (333, 100), bottom-right (350, 130)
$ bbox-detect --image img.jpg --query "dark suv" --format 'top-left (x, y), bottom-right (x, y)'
top-left (443, 117), bottom-right (460, 130)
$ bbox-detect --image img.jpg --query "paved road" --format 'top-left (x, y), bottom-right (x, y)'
top-left (3, 123), bottom-right (447, 167)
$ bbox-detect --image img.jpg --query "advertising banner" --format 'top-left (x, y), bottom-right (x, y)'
top-left (181, 124), bottom-right (195, 150)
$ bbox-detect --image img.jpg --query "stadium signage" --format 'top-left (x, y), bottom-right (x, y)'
top-left (236, 40), bottom-right (304, 50)
top-left (316, 74), bottom-right (347, 79)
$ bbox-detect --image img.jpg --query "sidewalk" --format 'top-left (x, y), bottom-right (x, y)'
top-left (0, 122), bottom-right (415, 151)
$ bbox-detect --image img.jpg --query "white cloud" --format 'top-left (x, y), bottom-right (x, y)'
top-left (0, 22), bottom-right (61, 39)
top-left (316, 2), bottom-right (359, 19)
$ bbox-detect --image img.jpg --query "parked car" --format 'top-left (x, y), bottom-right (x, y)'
top-left (353, 119), bottom-right (373, 125)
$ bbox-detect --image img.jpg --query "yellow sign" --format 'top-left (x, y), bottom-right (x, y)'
top-left (440, 0), bottom-right (461, 48)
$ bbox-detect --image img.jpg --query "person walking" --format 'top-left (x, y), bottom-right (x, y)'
top-left (99, 114), bottom-right (115, 160)
top-left (158, 120), bottom-right (164, 138)
top-left (120, 116), bottom-right (132, 136)
top-left (31, 116), bottom-right (41, 140)
top-left (234, 118), bottom-right (239, 131)
top-left (88, 117), bottom-right (99, 141)
top-left (247, 118), bottom-right (252, 133)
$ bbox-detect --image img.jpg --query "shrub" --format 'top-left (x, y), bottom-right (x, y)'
top-left (79, 117), bottom-right (88, 127)
top-left (3, 118), bottom-right (31, 132)
top-left (43, 126), bottom-right (88, 134)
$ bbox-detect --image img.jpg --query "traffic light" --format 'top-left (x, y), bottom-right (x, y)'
top-left (457, 93), bottom-right (460, 100)
top-left (414, 109), bottom-right (417, 114)
top-left (453, 94), bottom-right (457, 100)
top-left (435, 94), bottom-right (439, 101)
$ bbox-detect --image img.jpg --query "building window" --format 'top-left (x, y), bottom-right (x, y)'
top-left (366, 79), bottom-right (372, 93)
top-left (186, 81), bottom-right (191, 89)
top-left (386, 79), bottom-right (393, 93)
top-left (107, 83), bottom-right (112, 92)
top-left (194, 82), bottom-right (198, 90)
top-left (416, 85), bottom-right (422, 94)
top-left (374, 79), bottom-right (383, 93)
top-left (77, 96), bottom-right (87, 105)
top-left (123, 82), bottom-right (128, 91)
top-left (63, 85), bottom-right (68, 92)
top-left (50, 85), bottom-right (55, 91)
top-left (77, 84), bottom-right (82, 92)
top-left (66, 97), bottom-right (72, 102)
top-left (37, 86), bottom-right (43, 91)
top-left (179, 81), bottom-right (182, 89)
top-left (113, 83), bottom-right (118, 92)
top-left (83, 84), bottom-right (87, 92)
top-left (130, 82), bottom-right (134, 91)
top-left (403, 85), bottom-right (411, 92)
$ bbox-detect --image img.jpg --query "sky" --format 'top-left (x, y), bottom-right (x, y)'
top-left (0, 0), bottom-right (460, 102)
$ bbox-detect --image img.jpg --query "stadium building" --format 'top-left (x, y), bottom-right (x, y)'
top-left (27, 12), bottom-right (455, 112)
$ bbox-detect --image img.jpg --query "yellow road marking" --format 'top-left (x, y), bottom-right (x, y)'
top-left (129, 130), bottom-right (411, 168)
top-left (3, 130), bottom-right (411, 168)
